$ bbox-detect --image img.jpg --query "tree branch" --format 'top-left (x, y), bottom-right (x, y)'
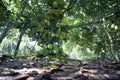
top-left (63, 0), bottom-right (78, 14)
top-left (73, 11), bottom-right (120, 28)
top-left (0, 0), bottom-right (28, 44)
top-left (59, 10), bottom-right (120, 31)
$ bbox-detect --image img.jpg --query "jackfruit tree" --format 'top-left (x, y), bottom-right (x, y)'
top-left (0, 0), bottom-right (120, 61)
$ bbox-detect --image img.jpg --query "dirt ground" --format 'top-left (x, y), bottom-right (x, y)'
top-left (0, 56), bottom-right (120, 80)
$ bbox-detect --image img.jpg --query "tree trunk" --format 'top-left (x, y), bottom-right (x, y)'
top-left (103, 20), bottom-right (118, 61)
top-left (0, 26), bottom-right (9, 44)
top-left (14, 33), bottom-right (23, 57)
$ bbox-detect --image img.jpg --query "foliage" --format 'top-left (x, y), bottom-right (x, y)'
top-left (0, 0), bottom-right (120, 61)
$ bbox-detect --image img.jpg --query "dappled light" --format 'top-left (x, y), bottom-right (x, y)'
top-left (0, 0), bottom-right (120, 80)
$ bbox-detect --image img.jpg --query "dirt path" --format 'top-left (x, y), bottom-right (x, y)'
top-left (0, 58), bottom-right (120, 80)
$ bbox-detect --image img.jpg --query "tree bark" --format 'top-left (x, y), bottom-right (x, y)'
top-left (14, 33), bottom-right (23, 57)
top-left (0, 26), bottom-right (9, 44)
